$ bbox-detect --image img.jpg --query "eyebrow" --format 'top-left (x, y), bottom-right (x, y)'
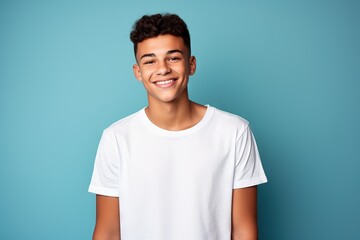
top-left (140, 49), bottom-right (184, 60)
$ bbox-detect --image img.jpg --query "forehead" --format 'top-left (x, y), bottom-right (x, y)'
top-left (136, 34), bottom-right (188, 59)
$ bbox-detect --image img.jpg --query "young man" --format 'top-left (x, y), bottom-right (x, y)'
top-left (89, 13), bottom-right (267, 240)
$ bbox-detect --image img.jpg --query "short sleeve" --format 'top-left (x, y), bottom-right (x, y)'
top-left (88, 129), bottom-right (120, 197)
top-left (233, 125), bottom-right (268, 189)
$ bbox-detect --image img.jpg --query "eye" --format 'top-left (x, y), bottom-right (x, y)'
top-left (143, 60), bottom-right (155, 65)
top-left (168, 57), bottom-right (181, 62)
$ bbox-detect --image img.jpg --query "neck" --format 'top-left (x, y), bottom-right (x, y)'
top-left (145, 94), bottom-right (206, 131)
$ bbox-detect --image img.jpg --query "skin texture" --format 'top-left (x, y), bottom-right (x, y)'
top-left (92, 195), bottom-right (120, 240)
top-left (92, 34), bottom-right (258, 239)
top-left (232, 187), bottom-right (258, 240)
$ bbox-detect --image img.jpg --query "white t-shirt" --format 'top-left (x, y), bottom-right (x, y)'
top-left (89, 105), bottom-right (267, 240)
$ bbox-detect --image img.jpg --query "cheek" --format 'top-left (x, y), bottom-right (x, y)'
top-left (141, 69), bottom-right (155, 81)
top-left (172, 65), bottom-right (188, 74)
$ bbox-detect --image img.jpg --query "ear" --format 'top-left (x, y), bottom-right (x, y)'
top-left (189, 56), bottom-right (196, 76)
top-left (133, 64), bottom-right (142, 81)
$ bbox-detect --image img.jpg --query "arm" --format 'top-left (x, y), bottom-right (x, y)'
top-left (231, 186), bottom-right (258, 240)
top-left (92, 195), bottom-right (120, 240)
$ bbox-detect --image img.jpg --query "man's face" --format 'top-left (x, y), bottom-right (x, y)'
top-left (133, 34), bottom-right (196, 104)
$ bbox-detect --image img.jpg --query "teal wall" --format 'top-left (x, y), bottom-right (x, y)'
top-left (1, 0), bottom-right (359, 239)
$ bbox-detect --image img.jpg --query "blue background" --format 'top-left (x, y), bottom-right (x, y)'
top-left (1, 0), bottom-right (359, 239)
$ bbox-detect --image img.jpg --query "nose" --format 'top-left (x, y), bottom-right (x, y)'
top-left (155, 60), bottom-right (170, 75)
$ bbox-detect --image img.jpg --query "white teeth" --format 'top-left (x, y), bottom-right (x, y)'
top-left (156, 79), bottom-right (174, 85)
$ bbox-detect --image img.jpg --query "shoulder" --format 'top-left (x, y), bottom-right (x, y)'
top-left (103, 108), bottom-right (144, 135)
top-left (210, 106), bottom-right (249, 132)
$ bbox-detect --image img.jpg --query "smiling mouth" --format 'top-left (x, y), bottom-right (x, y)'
top-left (154, 79), bottom-right (175, 85)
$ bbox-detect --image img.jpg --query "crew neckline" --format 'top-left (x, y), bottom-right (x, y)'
top-left (139, 104), bottom-right (214, 137)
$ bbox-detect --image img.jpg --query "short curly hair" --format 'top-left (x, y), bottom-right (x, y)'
top-left (130, 13), bottom-right (191, 56)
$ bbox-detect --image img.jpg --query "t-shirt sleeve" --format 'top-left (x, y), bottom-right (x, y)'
top-left (88, 129), bottom-right (120, 197)
top-left (233, 125), bottom-right (268, 189)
